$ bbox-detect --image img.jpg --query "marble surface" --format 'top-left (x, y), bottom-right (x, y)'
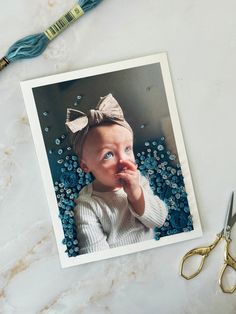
top-left (1, 0), bottom-right (236, 313)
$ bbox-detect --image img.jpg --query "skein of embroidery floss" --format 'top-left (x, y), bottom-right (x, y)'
top-left (0, 0), bottom-right (102, 72)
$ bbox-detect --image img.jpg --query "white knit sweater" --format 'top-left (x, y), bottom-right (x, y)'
top-left (74, 174), bottom-right (168, 254)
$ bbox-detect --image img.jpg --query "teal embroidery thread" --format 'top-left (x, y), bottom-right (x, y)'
top-left (0, 0), bottom-right (102, 71)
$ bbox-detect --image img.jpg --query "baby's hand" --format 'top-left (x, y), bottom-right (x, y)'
top-left (115, 159), bottom-right (142, 203)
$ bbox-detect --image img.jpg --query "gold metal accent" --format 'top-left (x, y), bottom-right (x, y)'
top-left (180, 235), bottom-right (236, 293)
top-left (180, 192), bottom-right (236, 293)
top-left (180, 234), bottom-right (222, 280)
top-left (0, 57), bottom-right (10, 71)
top-left (219, 239), bottom-right (236, 293)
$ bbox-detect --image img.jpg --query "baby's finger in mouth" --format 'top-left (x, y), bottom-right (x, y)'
top-left (119, 159), bottom-right (137, 170)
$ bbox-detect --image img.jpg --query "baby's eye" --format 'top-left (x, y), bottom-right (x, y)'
top-left (103, 151), bottom-right (114, 160)
top-left (125, 146), bottom-right (132, 153)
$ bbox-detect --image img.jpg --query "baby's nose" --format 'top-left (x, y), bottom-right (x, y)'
top-left (117, 159), bottom-right (128, 172)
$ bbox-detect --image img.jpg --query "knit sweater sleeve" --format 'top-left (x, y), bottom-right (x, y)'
top-left (129, 174), bottom-right (168, 229)
top-left (74, 196), bottom-right (110, 254)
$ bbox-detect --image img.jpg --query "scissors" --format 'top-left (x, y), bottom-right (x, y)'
top-left (180, 192), bottom-right (236, 293)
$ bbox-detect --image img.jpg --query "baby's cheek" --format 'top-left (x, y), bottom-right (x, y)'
top-left (102, 161), bottom-right (116, 171)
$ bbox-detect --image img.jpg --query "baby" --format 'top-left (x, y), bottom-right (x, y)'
top-left (66, 94), bottom-right (168, 254)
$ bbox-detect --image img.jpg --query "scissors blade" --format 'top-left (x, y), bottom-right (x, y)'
top-left (230, 212), bottom-right (236, 229)
top-left (223, 192), bottom-right (235, 239)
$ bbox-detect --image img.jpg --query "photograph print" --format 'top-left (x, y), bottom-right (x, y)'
top-left (21, 53), bottom-right (202, 267)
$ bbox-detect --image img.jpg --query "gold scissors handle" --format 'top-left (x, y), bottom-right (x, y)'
top-left (180, 234), bottom-right (222, 280)
top-left (219, 238), bottom-right (236, 293)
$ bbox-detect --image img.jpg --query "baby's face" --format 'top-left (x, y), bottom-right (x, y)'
top-left (80, 124), bottom-right (135, 191)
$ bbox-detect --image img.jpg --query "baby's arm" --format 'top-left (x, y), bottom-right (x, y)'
top-left (74, 197), bottom-right (109, 254)
top-left (129, 174), bottom-right (168, 228)
top-left (115, 160), bottom-right (168, 228)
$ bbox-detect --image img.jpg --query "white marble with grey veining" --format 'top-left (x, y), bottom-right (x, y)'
top-left (1, 0), bottom-right (236, 313)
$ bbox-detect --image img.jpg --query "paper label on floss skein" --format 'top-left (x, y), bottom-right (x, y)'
top-left (44, 4), bottom-right (84, 40)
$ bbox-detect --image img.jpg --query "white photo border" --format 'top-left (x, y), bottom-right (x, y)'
top-left (21, 53), bottom-right (202, 268)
